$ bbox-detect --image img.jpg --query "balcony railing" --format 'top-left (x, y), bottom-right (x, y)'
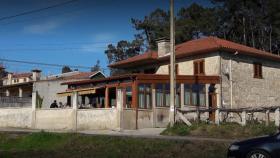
top-left (0, 96), bottom-right (32, 108)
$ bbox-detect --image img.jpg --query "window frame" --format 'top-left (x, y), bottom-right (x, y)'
top-left (138, 84), bottom-right (152, 109)
top-left (253, 62), bottom-right (263, 79)
top-left (168, 64), bottom-right (179, 75)
top-left (193, 59), bottom-right (205, 75)
top-left (183, 83), bottom-right (206, 107)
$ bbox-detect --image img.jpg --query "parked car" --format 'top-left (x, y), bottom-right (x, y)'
top-left (228, 133), bottom-right (280, 158)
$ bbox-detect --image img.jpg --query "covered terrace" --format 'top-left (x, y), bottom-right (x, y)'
top-left (59, 74), bottom-right (220, 129)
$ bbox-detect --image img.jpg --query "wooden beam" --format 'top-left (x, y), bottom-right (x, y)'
top-left (105, 87), bottom-right (109, 108)
top-left (132, 80), bottom-right (138, 109)
top-left (177, 111), bottom-right (192, 126)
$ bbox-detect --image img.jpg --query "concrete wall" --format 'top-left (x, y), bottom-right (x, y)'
top-left (137, 109), bottom-right (153, 129)
top-left (35, 109), bottom-right (75, 131)
top-left (221, 53), bottom-right (280, 108)
top-left (156, 52), bottom-right (220, 75)
top-left (0, 108), bottom-right (32, 128)
top-left (34, 80), bottom-right (68, 108)
top-left (154, 108), bottom-right (169, 127)
top-left (122, 109), bottom-right (136, 129)
top-left (77, 109), bottom-right (118, 130)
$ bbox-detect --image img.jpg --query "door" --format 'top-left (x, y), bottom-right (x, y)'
top-left (208, 93), bottom-right (217, 122)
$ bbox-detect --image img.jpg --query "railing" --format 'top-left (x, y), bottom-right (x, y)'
top-left (0, 96), bottom-right (32, 108)
top-left (177, 106), bottom-right (280, 126)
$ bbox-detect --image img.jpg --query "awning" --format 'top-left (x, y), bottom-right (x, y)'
top-left (57, 88), bottom-right (96, 97)
top-left (57, 92), bottom-right (72, 97)
top-left (78, 88), bottom-right (96, 95)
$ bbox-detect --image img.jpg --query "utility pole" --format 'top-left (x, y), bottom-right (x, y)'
top-left (169, 0), bottom-right (176, 126)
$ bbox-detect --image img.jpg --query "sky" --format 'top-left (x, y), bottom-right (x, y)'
top-left (0, 0), bottom-right (212, 76)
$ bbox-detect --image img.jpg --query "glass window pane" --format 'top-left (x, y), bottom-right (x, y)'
top-left (126, 87), bottom-right (132, 108)
top-left (184, 84), bottom-right (191, 105)
top-left (156, 84), bottom-right (164, 107)
top-left (199, 93), bottom-right (205, 106)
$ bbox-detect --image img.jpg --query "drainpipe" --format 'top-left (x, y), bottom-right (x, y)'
top-left (230, 58), bottom-right (233, 110)
top-left (219, 52), bottom-right (223, 109)
top-left (229, 58), bottom-right (233, 122)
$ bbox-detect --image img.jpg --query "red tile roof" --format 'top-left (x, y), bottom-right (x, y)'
top-left (109, 37), bottom-right (280, 68)
top-left (62, 72), bottom-right (99, 80)
top-left (108, 50), bottom-right (158, 68)
top-left (3, 72), bottom-right (32, 79)
top-left (42, 71), bottom-right (102, 81)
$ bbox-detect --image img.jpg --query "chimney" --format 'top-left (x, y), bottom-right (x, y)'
top-left (7, 73), bottom-right (12, 85)
top-left (156, 37), bottom-right (170, 57)
top-left (32, 69), bottom-right (41, 81)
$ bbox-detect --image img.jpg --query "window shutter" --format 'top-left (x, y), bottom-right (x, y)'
top-left (199, 60), bottom-right (205, 74)
top-left (259, 64), bottom-right (262, 78)
top-left (194, 62), bottom-right (198, 75)
top-left (175, 64), bottom-right (179, 75)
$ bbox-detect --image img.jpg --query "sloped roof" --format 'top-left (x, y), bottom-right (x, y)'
top-left (108, 50), bottom-right (158, 68)
top-left (41, 71), bottom-right (104, 81)
top-left (109, 37), bottom-right (280, 68)
top-left (3, 72), bottom-right (32, 79)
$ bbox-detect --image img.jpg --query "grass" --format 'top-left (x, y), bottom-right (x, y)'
top-left (0, 132), bottom-right (230, 158)
top-left (161, 122), bottom-right (278, 139)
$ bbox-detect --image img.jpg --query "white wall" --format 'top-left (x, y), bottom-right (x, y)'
top-left (35, 109), bottom-right (75, 131)
top-left (0, 108), bottom-right (32, 128)
top-left (77, 109), bottom-right (118, 130)
top-left (34, 80), bottom-right (68, 108)
top-left (156, 52), bottom-right (220, 76)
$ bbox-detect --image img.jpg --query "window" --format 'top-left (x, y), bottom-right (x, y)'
top-left (193, 60), bottom-right (205, 75)
top-left (168, 64), bottom-right (179, 75)
top-left (138, 84), bottom-right (152, 109)
top-left (156, 83), bottom-right (180, 107)
top-left (184, 84), bottom-right (191, 105)
top-left (125, 87), bottom-right (132, 108)
top-left (253, 63), bottom-right (262, 79)
top-left (184, 84), bottom-right (206, 106)
top-left (23, 78), bottom-right (26, 82)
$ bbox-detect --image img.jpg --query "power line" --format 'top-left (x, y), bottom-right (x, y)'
top-left (0, 47), bottom-right (107, 51)
top-left (0, 41), bottom-right (117, 46)
top-left (0, 2), bottom-right (86, 27)
top-left (0, 58), bottom-right (91, 70)
top-left (0, 0), bottom-right (79, 22)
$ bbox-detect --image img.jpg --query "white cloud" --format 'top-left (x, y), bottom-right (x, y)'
top-left (23, 20), bottom-right (61, 34)
top-left (94, 33), bottom-right (116, 42)
top-left (81, 32), bottom-right (118, 52)
top-left (81, 43), bottom-right (107, 53)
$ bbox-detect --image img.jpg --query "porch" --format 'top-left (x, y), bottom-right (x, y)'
top-left (60, 74), bottom-right (220, 129)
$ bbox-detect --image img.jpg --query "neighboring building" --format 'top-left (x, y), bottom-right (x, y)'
top-left (0, 69), bottom-right (41, 98)
top-left (60, 37), bottom-right (280, 129)
top-left (33, 71), bottom-right (105, 108)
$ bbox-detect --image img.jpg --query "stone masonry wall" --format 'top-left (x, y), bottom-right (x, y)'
top-left (221, 52), bottom-right (280, 109)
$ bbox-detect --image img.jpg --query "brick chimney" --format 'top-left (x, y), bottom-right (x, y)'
top-left (32, 69), bottom-right (41, 81)
top-left (156, 37), bottom-right (170, 57)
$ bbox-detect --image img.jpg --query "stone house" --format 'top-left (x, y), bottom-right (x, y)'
top-left (59, 37), bottom-right (280, 129)
top-left (33, 71), bottom-right (105, 109)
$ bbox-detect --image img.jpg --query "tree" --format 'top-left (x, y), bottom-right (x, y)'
top-left (131, 9), bottom-right (170, 50)
top-left (61, 66), bottom-right (72, 73)
top-left (211, 0), bottom-right (280, 54)
top-left (91, 60), bottom-right (101, 72)
top-left (105, 39), bottom-right (143, 75)
top-left (105, 0), bottom-right (280, 75)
